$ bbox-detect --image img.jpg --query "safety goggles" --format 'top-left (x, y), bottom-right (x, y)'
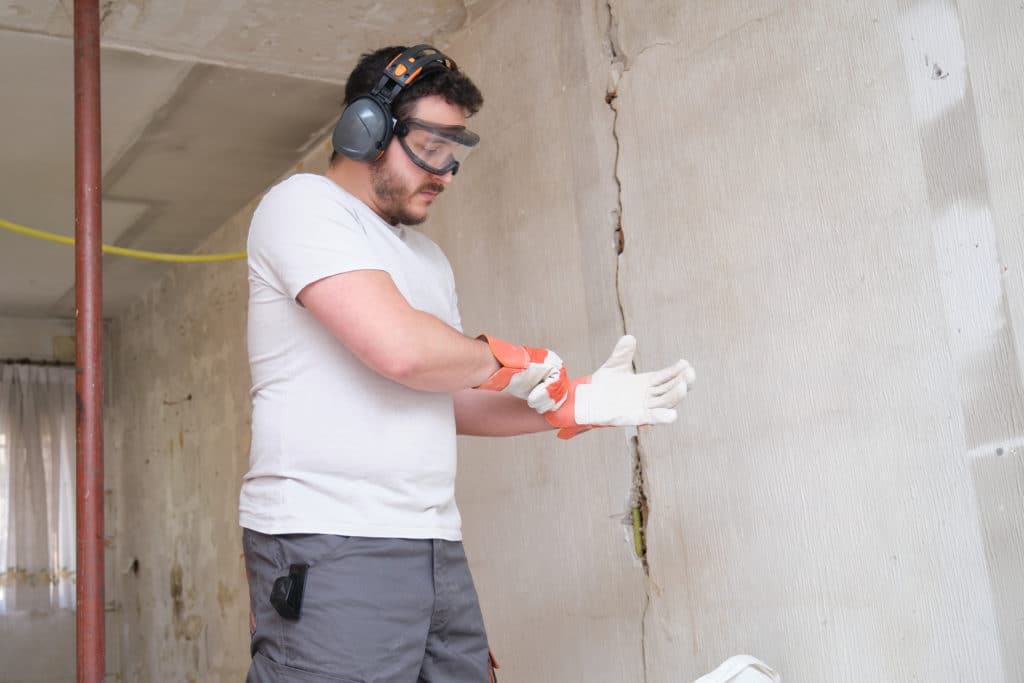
top-left (394, 118), bottom-right (480, 176)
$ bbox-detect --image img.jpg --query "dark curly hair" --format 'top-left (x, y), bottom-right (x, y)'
top-left (330, 45), bottom-right (484, 164)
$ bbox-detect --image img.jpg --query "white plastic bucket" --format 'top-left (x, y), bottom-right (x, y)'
top-left (693, 655), bottom-right (781, 683)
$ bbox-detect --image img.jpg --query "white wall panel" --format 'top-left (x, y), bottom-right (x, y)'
top-left (951, 2), bottom-right (1024, 679)
top-left (608, 0), bottom-right (1022, 680)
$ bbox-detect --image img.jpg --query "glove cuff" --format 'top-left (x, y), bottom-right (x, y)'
top-left (476, 335), bottom-right (539, 391)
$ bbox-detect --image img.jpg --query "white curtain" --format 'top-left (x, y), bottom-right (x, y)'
top-left (0, 364), bottom-right (76, 612)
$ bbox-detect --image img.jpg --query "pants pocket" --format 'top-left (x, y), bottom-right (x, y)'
top-left (248, 651), bottom-right (364, 683)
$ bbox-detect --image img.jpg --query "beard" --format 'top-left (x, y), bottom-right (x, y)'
top-left (369, 159), bottom-right (444, 226)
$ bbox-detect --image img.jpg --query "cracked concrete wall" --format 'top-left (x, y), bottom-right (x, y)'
top-left (434, 0), bottom-right (1024, 681)
top-left (426, 2), bottom-right (652, 681)
top-left (101, 1), bottom-right (1023, 681)
top-left (611, 0), bottom-right (1024, 678)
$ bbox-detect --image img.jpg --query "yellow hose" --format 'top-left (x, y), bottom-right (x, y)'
top-left (0, 217), bottom-right (246, 263)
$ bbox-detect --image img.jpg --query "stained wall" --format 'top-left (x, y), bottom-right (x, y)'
top-left (103, 151), bottom-right (319, 680)
top-left (103, 1), bottom-right (1024, 681)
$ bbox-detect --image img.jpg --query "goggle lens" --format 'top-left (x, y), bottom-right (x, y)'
top-left (397, 119), bottom-right (479, 176)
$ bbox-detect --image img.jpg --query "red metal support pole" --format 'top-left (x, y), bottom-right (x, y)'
top-left (73, 1), bottom-right (104, 681)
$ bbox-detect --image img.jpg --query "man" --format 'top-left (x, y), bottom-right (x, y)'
top-left (240, 45), bottom-right (695, 682)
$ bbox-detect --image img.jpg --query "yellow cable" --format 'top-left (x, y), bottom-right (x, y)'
top-left (0, 217), bottom-right (246, 263)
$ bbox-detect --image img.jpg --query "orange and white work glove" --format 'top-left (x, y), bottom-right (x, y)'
top-left (476, 335), bottom-right (569, 413)
top-left (544, 335), bottom-right (695, 439)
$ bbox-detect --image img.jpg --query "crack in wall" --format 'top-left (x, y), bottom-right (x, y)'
top-left (631, 435), bottom-right (652, 681)
top-left (603, 0), bottom-right (648, 575)
top-left (603, 2), bottom-right (650, 682)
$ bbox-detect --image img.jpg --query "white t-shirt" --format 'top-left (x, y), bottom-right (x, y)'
top-left (239, 173), bottom-right (465, 540)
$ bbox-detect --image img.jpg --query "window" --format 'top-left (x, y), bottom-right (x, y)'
top-left (0, 365), bottom-right (76, 612)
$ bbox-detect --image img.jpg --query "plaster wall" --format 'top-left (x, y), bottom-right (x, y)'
top-left (103, 149), bottom-right (333, 681)
top-left (428, 2), bottom-right (647, 681)
top-left (100, 0), bottom-right (1024, 682)
top-left (433, 0), bottom-right (1024, 681)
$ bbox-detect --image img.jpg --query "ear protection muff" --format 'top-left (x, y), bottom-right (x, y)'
top-left (332, 45), bottom-right (456, 162)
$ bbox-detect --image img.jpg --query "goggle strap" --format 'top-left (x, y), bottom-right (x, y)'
top-left (398, 119), bottom-right (480, 148)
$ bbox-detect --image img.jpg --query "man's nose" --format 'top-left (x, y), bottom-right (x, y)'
top-left (432, 170), bottom-right (455, 186)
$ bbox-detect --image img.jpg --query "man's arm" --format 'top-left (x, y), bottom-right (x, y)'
top-left (453, 388), bottom-right (555, 436)
top-left (454, 336), bottom-right (697, 438)
top-left (299, 269), bottom-right (500, 392)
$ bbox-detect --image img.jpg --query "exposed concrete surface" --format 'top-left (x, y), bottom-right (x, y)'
top-left (0, 1), bottom-right (475, 320)
top-left (428, 2), bottom-right (648, 681)
top-left (0, 0), bottom-right (470, 82)
top-left (94, 1), bottom-right (1024, 681)
top-left (0, 32), bottom-right (343, 318)
top-left (104, 152), bottom-right (282, 681)
top-left (50, 60), bottom-right (344, 316)
top-left (105, 138), bottom-right (334, 681)
top-left (0, 31), bottom-right (189, 315)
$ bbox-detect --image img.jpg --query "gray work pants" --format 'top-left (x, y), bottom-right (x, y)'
top-left (243, 529), bottom-right (497, 683)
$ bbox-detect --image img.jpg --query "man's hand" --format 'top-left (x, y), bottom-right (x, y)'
top-left (476, 335), bottom-right (569, 414)
top-left (544, 335), bottom-right (695, 439)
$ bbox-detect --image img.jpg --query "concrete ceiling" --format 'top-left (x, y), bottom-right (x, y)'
top-left (0, 0), bottom-right (487, 317)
